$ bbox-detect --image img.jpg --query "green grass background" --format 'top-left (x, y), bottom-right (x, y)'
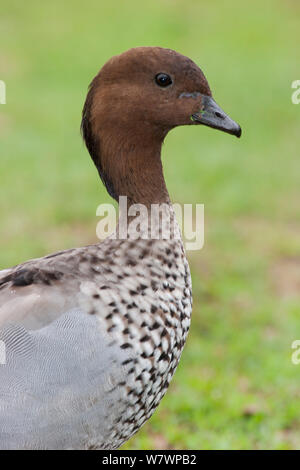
top-left (1, 0), bottom-right (300, 449)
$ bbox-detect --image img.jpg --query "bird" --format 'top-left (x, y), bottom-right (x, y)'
top-left (0, 47), bottom-right (241, 450)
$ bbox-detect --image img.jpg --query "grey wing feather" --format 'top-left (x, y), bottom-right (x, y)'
top-left (0, 251), bottom-right (81, 329)
top-left (0, 309), bottom-right (131, 449)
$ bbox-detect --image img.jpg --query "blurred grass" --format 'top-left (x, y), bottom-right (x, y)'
top-left (1, 0), bottom-right (300, 450)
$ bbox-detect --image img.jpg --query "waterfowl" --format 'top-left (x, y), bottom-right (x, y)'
top-left (0, 47), bottom-right (241, 450)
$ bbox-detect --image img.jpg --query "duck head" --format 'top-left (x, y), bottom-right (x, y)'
top-left (82, 47), bottom-right (241, 205)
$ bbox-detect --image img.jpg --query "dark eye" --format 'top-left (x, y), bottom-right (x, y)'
top-left (155, 73), bottom-right (172, 87)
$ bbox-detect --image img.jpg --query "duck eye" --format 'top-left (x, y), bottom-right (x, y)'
top-left (155, 73), bottom-right (172, 87)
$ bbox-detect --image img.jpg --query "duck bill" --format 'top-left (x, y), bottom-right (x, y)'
top-left (191, 95), bottom-right (242, 138)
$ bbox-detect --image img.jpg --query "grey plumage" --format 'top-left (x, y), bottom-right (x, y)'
top-left (0, 218), bottom-right (192, 449)
top-left (0, 309), bottom-right (135, 449)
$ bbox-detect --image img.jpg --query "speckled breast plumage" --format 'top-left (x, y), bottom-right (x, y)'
top-left (76, 229), bottom-right (192, 448)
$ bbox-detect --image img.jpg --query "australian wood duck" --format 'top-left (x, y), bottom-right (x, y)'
top-left (0, 47), bottom-right (241, 449)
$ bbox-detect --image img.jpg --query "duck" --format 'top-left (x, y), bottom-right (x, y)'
top-left (0, 47), bottom-right (241, 450)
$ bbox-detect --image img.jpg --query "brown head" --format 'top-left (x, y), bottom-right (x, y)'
top-left (81, 47), bottom-right (241, 205)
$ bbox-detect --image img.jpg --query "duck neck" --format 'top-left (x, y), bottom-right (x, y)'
top-left (97, 129), bottom-right (170, 208)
